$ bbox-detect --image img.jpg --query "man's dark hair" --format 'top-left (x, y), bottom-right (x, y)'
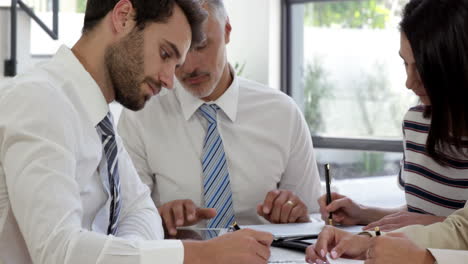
top-left (82, 0), bottom-right (207, 47)
top-left (400, 0), bottom-right (468, 164)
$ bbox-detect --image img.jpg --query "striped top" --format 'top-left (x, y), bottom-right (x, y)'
top-left (399, 106), bottom-right (468, 216)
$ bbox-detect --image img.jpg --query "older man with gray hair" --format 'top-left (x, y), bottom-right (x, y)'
top-left (118, 0), bottom-right (322, 236)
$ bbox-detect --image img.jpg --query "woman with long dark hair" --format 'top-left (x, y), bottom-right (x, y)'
top-left (317, 0), bottom-right (468, 232)
top-left (308, 0), bottom-right (468, 263)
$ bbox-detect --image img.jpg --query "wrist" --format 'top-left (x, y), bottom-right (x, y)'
top-left (359, 205), bottom-right (375, 225)
top-left (183, 241), bottom-right (205, 264)
top-left (355, 235), bottom-right (372, 259)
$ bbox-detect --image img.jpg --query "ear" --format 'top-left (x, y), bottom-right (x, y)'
top-left (110, 0), bottom-right (135, 35)
top-left (224, 16), bottom-right (232, 44)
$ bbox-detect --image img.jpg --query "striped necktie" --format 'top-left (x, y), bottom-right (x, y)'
top-left (96, 112), bottom-right (122, 235)
top-left (198, 104), bottom-right (236, 228)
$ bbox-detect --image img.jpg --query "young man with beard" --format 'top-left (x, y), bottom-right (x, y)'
top-left (0, 1), bottom-right (273, 264)
top-left (118, 0), bottom-right (322, 236)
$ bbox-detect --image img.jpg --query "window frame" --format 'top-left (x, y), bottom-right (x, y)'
top-left (281, 0), bottom-right (403, 153)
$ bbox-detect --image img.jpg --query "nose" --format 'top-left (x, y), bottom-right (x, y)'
top-left (405, 66), bottom-right (416, 91)
top-left (160, 66), bottom-right (175, 90)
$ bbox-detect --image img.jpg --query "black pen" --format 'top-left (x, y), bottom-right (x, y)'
top-left (375, 227), bottom-right (381, 236)
top-left (325, 164), bottom-right (333, 225)
top-left (231, 222), bottom-right (241, 231)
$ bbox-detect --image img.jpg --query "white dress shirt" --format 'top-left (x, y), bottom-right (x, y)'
top-left (0, 46), bottom-right (183, 264)
top-left (118, 69), bottom-right (322, 225)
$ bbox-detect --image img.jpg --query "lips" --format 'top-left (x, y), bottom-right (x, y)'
top-left (146, 81), bottom-right (161, 96)
top-left (185, 74), bottom-right (209, 85)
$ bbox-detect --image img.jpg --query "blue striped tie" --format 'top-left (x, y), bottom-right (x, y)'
top-left (96, 112), bottom-right (122, 235)
top-left (198, 104), bottom-right (236, 228)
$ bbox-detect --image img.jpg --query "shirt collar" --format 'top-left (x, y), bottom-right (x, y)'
top-left (176, 64), bottom-right (239, 122)
top-left (53, 45), bottom-right (109, 126)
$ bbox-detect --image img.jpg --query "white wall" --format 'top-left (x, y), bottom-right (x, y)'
top-left (224, 0), bottom-right (281, 89)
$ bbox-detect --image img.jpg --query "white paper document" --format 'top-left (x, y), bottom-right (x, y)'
top-left (268, 247), bottom-right (307, 263)
top-left (326, 254), bottom-right (364, 264)
top-left (242, 222), bottom-right (324, 239)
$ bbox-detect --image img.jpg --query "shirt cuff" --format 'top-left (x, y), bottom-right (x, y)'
top-left (140, 239), bottom-right (184, 264)
top-left (427, 248), bottom-right (456, 264)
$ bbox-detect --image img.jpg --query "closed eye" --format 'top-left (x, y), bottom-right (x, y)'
top-left (161, 49), bottom-right (171, 60)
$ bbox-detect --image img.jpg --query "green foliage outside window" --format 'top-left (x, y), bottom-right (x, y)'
top-left (304, 0), bottom-right (390, 29)
top-left (76, 0), bottom-right (86, 13)
top-left (303, 57), bottom-right (332, 134)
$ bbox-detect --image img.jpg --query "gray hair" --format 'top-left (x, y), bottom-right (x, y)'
top-left (202, 0), bottom-right (228, 22)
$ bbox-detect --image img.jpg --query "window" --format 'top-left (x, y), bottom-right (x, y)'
top-left (283, 0), bottom-right (413, 206)
top-left (27, 0), bottom-right (85, 55)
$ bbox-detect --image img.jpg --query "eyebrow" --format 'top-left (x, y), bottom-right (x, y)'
top-left (163, 39), bottom-right (181, 60)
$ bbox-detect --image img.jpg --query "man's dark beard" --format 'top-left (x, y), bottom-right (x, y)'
top-left (105, 29), bottom-right (146, 111)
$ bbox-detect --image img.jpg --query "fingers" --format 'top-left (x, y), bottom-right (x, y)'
top-left (280, 198), bottom-right (295, 223)
top-left (160, 199), bottom-right (209, 236)
top-left (184, 201), bottom-right (197, 222)
top-left (251, 238), bottom-right (271, 261)
top-left (314, 226), bottom-right (335, 257)
top-left (377, 224), bottom-right (401, 232)
top-left (243, 229), bottom-right (274, 246)
top-left (172, 201), bottom-right (186, 227)
top-left (260, 190), bottom-right (308, 224)
top-left (196, 208), bottom-right (217, 220)
top-left (330, 237), bottom-right (353, 259)
top-left (257, 203), bottom-right (265, 218)
top-left (290, 198), bottom-right (310, 223)
top-left (270, 191), bottom-right (290, 223)
top-left (364, 215), bottom-right (400, 230)
top-left (261, 190), bottom-right (281, 215)
top-left (306, 244), bottom-right (326, 263)
top-left (161, 206), bottom-right (177, 236)
top-left (385, 232), bottom-right (406, 238)
top-left (326, 197), bottom-right (354, 213)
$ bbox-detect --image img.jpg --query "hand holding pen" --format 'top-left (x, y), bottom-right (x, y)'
top-left (318, 192), bottom-right (367, 226)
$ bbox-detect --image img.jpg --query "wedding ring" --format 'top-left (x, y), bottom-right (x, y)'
top-left (286, 200), bottom-right (294, 206)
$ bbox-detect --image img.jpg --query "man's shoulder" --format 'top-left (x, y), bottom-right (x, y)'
top-left (119, 88), bottom-right (178, 125)
top-left (0, 68), bottom-right (62, 102)
top-left (0, 67), bottom-right (75, 123)
top-left (238, 77), bottom-right (295, 107)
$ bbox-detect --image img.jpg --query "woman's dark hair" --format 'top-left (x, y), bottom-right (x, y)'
top-left (400, 0), bottom-right (468, 164)
top-left (82, 0), bottom-right (207, 47)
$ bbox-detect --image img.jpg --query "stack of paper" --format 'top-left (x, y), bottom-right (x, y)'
top-left (327, 254), bottom-right (364, 264)
top-left (242, 222), bottom-right (325, 239)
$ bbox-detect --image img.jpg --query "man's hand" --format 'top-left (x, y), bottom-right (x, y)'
top-left (183, 229), bottom-right (274, 264)
top-left (363, 211), bottom-right (446, 232)
top-left (158, 199), bottom-right (216, 236)
top-left (318, 192), bottom-right (367, 225)
top-left (306, 226), bottom-right (370, 263)
top-left (365, 233), bottom-right (436, 264)
top-left (257, 190), bottom-right (310, 223)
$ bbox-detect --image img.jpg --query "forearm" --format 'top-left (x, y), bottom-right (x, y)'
top-left (183, 241), bottom-right (204, 264)
top-left (360, 205), bottom-right (404, 224)
top-left (397, 208), bottom-right (468, 250)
